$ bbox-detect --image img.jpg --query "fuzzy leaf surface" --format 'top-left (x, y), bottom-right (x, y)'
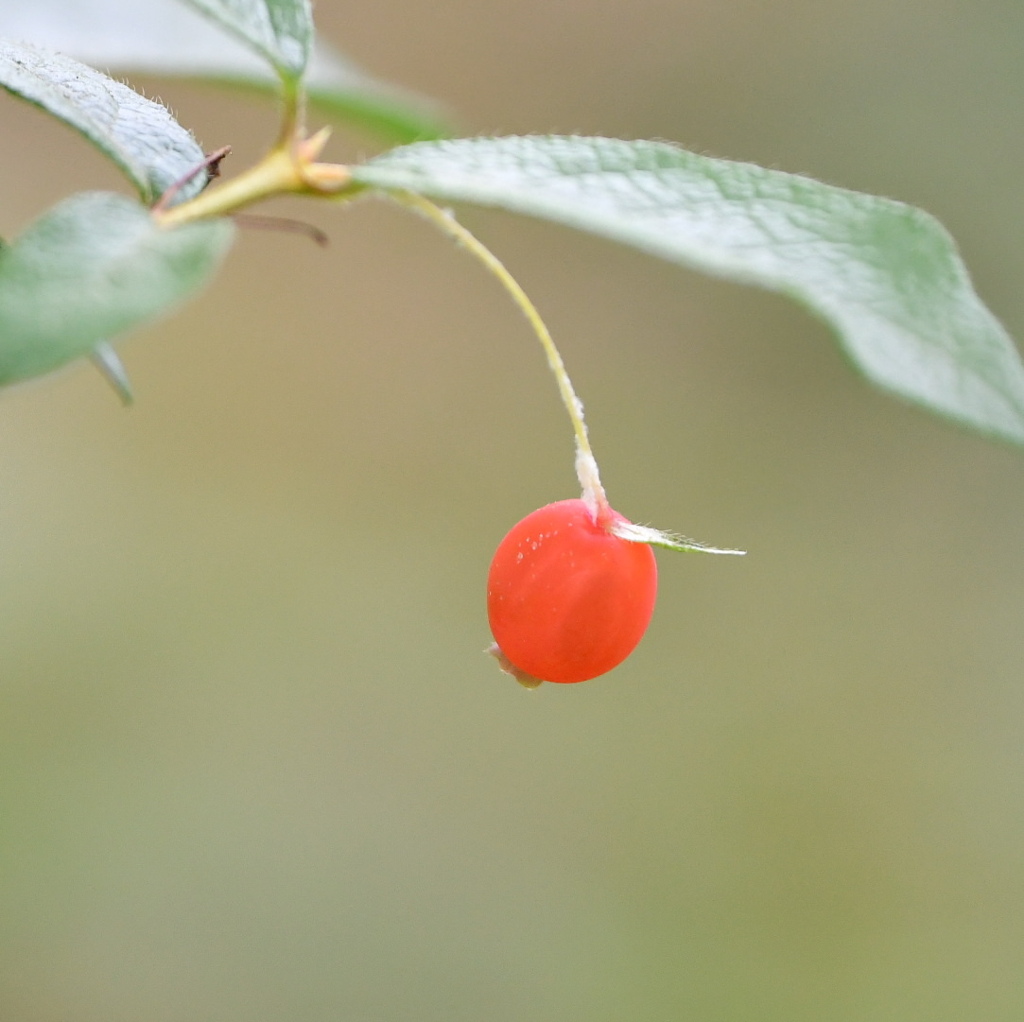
top-left (353, 136), bottom-right (1024, 446)
top-left (0, 0), bottom-right (446, 141)
top-left (0, 40), bottom-right (207, 204)
top-left (179, 0), bottom-right (314, 81)
top-left (0, 192), bottom-right (233, 386)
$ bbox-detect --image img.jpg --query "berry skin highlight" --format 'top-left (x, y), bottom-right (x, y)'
top-left (487, 499), bottom-right (658, 686)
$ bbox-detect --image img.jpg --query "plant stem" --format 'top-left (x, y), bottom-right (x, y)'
top-left (276, 77), bottom-right (305, 150)
top-left (394, 192), bottom-right (610, 518)
top-left (153, 131), bottom-right (354, 230)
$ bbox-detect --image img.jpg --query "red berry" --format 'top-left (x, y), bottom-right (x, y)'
top-left (487, 498), bottom-right (658, 685)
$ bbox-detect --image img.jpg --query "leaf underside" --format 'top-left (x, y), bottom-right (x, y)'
top-left (0, 192), bottom-right (234, 386)
top-left (352, 135), bottom-right (1024, 447)
top-left (0, 0), bottom-right (447, 142)
top-left (0, 39), bottom-right (207, 204)
top-left (179, 0), bottom-right (313, 82)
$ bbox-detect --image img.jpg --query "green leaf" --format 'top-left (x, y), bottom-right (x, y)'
top-left (0, 192), bottom-right (234, 387)
top-left (610, 520), bottom-right (745, 555)
top-left (179, 0), bottom-right (314, 82)
top-left (352, 136), bottom-right (1024, 447)
top-left (0, 40), bottom-right (207, 204)
top-left (0, 0), bottom-right (448, 142)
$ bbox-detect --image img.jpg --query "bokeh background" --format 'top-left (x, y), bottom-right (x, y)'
top-left (2, 1), bottom-right (1024, 1019)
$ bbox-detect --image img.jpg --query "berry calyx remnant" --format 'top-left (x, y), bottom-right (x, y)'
top-left (487, 498), bottom-right (658, 686)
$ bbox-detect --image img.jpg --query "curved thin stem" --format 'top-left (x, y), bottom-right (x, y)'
top-left (394, 192), bottom-right (609, 518)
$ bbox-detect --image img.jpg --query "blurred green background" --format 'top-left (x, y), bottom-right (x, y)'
top-left (2, 1), bottom-right (1024, 1019)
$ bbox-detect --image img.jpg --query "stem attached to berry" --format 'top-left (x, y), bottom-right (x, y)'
top-left (391, 192), bottom-right (610, 520)
top-left (393, 195), bottom-right (745, 556)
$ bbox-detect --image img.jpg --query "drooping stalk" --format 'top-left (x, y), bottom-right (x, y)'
top-left (393, 192), bottom-right (610, 520)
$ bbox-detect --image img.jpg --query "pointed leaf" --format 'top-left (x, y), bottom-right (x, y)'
top-left (0, 192), bottom-right (234, 386)
top-left (0, 40), bottom-right (207, 204)
top-left (609, 520), bottom-right (745, 555)
top-left (90, 342), bottom-right (135, 404)
top-left (179, 0), bottom-right (313, 82)
top-left (352, 136), bottom-right (1024, 446)
top-left (0, 0), bottom-right (447, 142)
